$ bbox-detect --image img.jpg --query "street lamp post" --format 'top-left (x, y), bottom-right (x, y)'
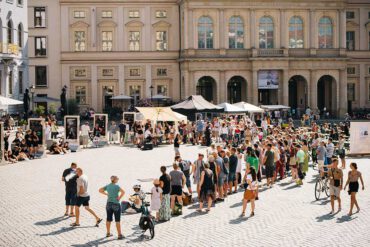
top-left (30, 85), bottom-right (35, 112)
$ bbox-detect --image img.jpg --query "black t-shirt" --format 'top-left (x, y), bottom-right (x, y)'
top-left (62, 168), bottom-right (78, 192)
top-left (159, 174), bottom-right (171, 195)
top-left (118, 123), bottom-right (126, 133)
top-left (174, 138), bottom-right (180, 148)
top-left (229, 154), bottom-right (238, 173)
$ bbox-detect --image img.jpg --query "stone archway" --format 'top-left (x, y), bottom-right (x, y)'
top-left (227, 76), bottom-right (247, 104)
top-left (196, 76), bottom-right (217, 103)
top-left (317, 75), bottom-right (338, 117)
top-left (288, 75), bottom-right (308, 118)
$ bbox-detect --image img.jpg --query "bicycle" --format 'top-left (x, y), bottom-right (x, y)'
top-left (314, 174), bottom-right (330, 200)
top-left (138, 192), bottom-right (155, 239)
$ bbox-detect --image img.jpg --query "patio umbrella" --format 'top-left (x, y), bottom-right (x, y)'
top-left (111, 94), bottom-right (133, 100)
top-left (0, 96), bottom-right (23, 106)
top-left (217, 102), bottom-right (246, 113)
top-left (233, 102), bottom-right (264, 113)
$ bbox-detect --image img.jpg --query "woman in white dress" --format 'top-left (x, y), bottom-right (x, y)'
top-left (151, 179), bottom-right (163, 221)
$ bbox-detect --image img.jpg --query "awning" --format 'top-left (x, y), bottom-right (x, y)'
top-left (33, 96), bottom-right (59, 103)
top-left (136, 107), bottom-right (183, 122)
top-left (217, 102), bottom-right (246, 113)
top-left (260, 105), bottom-right (291, 111)
top-left (151, 94), bottom-right (171, 100)
top-left (171, 95), bottom-right (223, 111)
top-left (111, 94), bottom-right (133, 100)
top-left (0, 96), bottom-right (23, 106)
top-left (232, 102), bottom-right (264, 113)
top-left (174, 112), bottom-right (187, 122)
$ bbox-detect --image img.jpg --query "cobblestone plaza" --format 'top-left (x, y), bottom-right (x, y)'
top-left (0, 145), bottom-right (369, 247)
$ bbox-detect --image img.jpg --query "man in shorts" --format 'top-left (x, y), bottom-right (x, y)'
top-left (169, 163), bottom-right (186, 211)
top-left (263, 144), bottom-right (275, 188)
top-left (62, 162), bottom-right (78, 216)
top-left (215, 151), bottom-right (227, 201)
top-left (328, 158), bottom-right (343, 214)
top-left (316, 141), bottom-right (327, 177)
top-left (326, 138), bottom-right (335, 165)
top-left (176, 155), bottom-right (194, 194)
top-left (71, 168), bottom-right (102, 227)
top-left (228, 148), bottom-right (238, 194)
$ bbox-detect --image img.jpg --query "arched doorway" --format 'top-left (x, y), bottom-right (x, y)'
top-left (317, 75), bottom-right (337, 117)
top-left (197, 76), bottom-right (216, 102)
top-left (288, 75), bottom-right (308, 118)
top-left (227, 76), bottom-right (247, 103)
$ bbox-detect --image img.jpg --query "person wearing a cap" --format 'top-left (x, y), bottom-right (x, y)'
top-left (150, 179), bottom-right (163, 221)
top-left (99, 176), bottom-right (125, 240)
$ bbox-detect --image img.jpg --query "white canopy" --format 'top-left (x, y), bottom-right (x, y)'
top-left (0, 96), bottom-right (23, 106)
top-left (174, 112), bottom-right (188, 122)
top-left (260, 105), bottom-right (291, 111)
top-left (217, 102), bottom-right (246, 113)
top-left (152, 94), bottom-right (171, 100)
top-left (136, 107), bottom-right (183, 122)
top-left (232, 102), bottom-right (264, 113)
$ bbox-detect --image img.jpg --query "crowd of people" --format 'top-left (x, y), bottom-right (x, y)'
top-left (60, 113), bottom-right (365, 240)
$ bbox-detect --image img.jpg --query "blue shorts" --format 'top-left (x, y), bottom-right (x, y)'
top-left (228, 172), bottom-right (236, 183)
top-left (106, 202), bottom-right (121, 222)
top-left (218, 175), bottom-right (228, 187)
top-left (185, 176), bottom-right (191, 188)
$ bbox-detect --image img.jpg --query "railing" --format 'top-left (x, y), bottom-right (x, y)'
top-left (0, 43), bottom-right (19, 55)
top-left (257, 49), bottom-right (285, 57)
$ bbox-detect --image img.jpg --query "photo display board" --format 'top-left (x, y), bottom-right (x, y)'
top-left (349, 121), bottom-right (370, 155)
top-left (93, 114), bottom-right (108, 138)
top-left (28, 118), bottom-right (45, 146)
top-left (258, 70), bottom-right (280, 89)
top-left (64, 116), bottom-right (80, 143)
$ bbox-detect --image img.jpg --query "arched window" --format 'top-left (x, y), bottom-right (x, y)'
top-left (289, 16), bottom-right (304, 48)
top-left (318, 17), bottom-right (333, 48)
top-left (7, 20), bottom-right (13, 44)
top-left (259, 16), bottom-right (274, 48)
top-left (229, 16), bottom-right (244, 49)
top-left (18, 23), bottom-right (23, 47)
top-left (198, 16), bottom-right (213, 49)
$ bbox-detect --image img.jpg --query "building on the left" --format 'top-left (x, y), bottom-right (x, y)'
top-left (0, 0), bottom-right (29, 113)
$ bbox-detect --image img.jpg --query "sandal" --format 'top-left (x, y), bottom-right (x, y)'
top-left (64, 213), bottom-right (68, 216)
top-left (240, 212), bottom-right (245, 217)
top-left (95, 218), bottom-right (103, 227)
top-left (106, 233), bottom-right (113, 238)
top-left (118, 235), bottom-right (124, 240)
top-left (196, 208), bottom-right (203, 212)
top-left (69, 214), bottom-right (75, 217)
top-left (250, 212), bottom-right (255, 217)
top-left (70, 222), bottom-right (80, 227)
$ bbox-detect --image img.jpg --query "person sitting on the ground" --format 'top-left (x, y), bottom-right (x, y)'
top-left (5, 150), bottom-right (18, 163)
top-left (121, 184), bottom-right (144, 213)
top-left (49, 141), bottom-right (64, 154)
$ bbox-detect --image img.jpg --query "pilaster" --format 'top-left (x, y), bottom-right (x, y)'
top-left (310, 70), bottom-right (317, 110)
top-left (339, 69), bottom-right (347, 117)
top-left (252, 69), bottom-right (258, 105)
top-left (91, 65), bottom-right (98, 110)
top-left (282, 70), bottom-right (289, 106)
top-left (250, 9), bottom-right (255, 48)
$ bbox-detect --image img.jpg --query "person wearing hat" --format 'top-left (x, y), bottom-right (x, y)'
top-left (150, 179), bottom-right (163, 221)
top-left (99, 176), bottom-right (125, 240)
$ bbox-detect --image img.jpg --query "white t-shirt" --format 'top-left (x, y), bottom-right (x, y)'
top-left (77, 174), bottom-right (89, 197)
top-left (81, 125), bottom-right (90, 136)
top-left (144, 129), bottom-right (152, 138)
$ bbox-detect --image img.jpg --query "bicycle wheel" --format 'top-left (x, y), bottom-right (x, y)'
top-left (324, 179), bottom-right (330, 197)
top-left (315, 179), bottom-right (322, 200)
top-left (148, 220), bottom-right (155, 239)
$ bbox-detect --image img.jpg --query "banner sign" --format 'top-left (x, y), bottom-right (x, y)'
top-left (258, 70), bottom-right (280, 89)
top-left (349, 121), bottom-right (370, 154)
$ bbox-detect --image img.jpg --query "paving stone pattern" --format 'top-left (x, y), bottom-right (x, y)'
top-left (0, 145), bottom-right (369, 247)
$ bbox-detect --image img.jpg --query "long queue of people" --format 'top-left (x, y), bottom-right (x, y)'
top-left (60, 115), bottom-right (365, 241)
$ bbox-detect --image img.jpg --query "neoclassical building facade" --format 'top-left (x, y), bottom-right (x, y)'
top-left (28, 0), bottom-right (370, 117)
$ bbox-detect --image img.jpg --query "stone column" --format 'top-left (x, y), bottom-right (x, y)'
top-left (184, 5), bottom-right (188, 49)
top-left (145, 64), bottom-right (152, 98)
top-left (309, 10), bottom-right (316, 49)
top-left (219, 9), bottom-right (225, 49)
top-left (188, 9), bottom-right (194, 49)
top-left (252, 69), bottom-right (258, 105)
top-left (118, 64), bottom-right (125, 94)
top-left (339, 9), bottom-right (346, 49)
top-left (282, 70), bottom-right (289, 106)
top-left (310, 70), bottom-right (317, 110)
top-left (117, 7), bottom-right (124, 51)
top-left (339, 69), bottom-right (347, 117)
top-left (359, 63), bottom-right (366, 107)
top-left (219, 70), bottom-right (226, 103)
top-left (91, 7), bottom-right (97, 50)
top-left (91, 65), bottom-right (98, 110)
top-left (189, 70), bottom-right (195, 96)
top-left (250, 9), bottom-right (255, 48)
top-left (280, 9), bottom-right (286, 48)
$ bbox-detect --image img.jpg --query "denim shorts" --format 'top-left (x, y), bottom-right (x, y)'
top-left (106, 202), bottom-right (121, 222)
top-left (185, 176), bottom-right (191, 188)
top-left (228, 172), bottom-right (236, 183)
top-left (65, 190), bottom-right (77, 206)
top-left (218, 174), bottom-right (228, 186)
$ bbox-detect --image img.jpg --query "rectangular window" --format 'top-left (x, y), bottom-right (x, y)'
top-left (346, 31), bottom-right (355, 50)
top-left (35, 66), bottom-right (47, 87)
top-left (347, 83), bottom-right (355, 101)
top-left (18, 71), bottom-right (23, 94)
top-left (75, 86), bottom-right (87, 104)
top-left (74, 31), bottom-right (86, 51)
top-left (129, 10), bottom-right (140, 18)
top-left (8, 71), bottom-right (13, 95)
top-left (35, 37), bottom-right (47, 56)
top-left (74, 11), bottom-right (85, 18)
top-left (156, 10), bottom-right (167, 18)
top-left (17, 0), bottom-right (23, 6)
top-left (102, 31), bottom-right (113, 51)
top-left (34, 7), bottom-right (46, 28)
top-left (129, 85), bottom-right (141, 101)
top-left (129, 68), bottom-right (140, 76)
top-left (102, 11), bottom-right (112, 18)
top-left (157, 85), bottom-right (168, 96)
top-left (157, 68), bottom-right (167, 76)
top-left (346, 11), bottom-right (355, 19)
top-left (129, 31), bottom-right (140, 51)
top-left (347, 67), bottom-right (356, 74)
top-left (156, 31), bottom-right (168, 51)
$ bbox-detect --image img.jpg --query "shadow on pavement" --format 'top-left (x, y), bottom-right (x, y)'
top-left (39, 226), bottom-right (95, 236)
top-left (310, 199), bottom-right (330, 205)
top-left (315, 213), bottom-right (336, 222)
top-left (34, 216), bottom-right (69, 226)
top-left (229, 217), bottom-right (248, 224)
top-left (182, 211), bottom-right (204, 219)
top-left (71, 237), bottom-right (116, 246)
top-left (230, 201), bottom-right (243, 208)
top-left (336, 215), bottom-right (357, 223)
top-left (283, 184), bottom-right (300, 190)
top-left (278, 182), bottom-right (292, 187)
